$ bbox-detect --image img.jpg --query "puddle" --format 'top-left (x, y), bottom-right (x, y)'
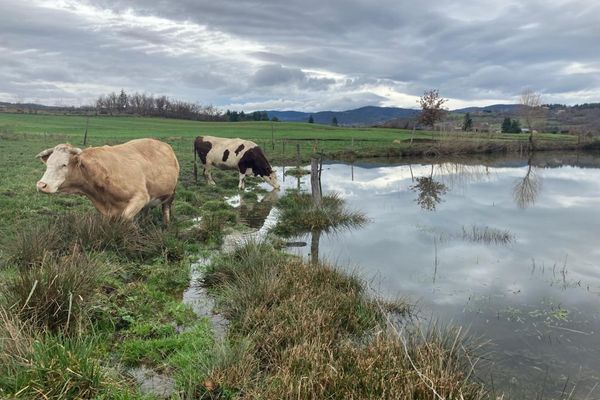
top-left (181, 256), bottom-right (229, 340)
top-left (222, 208), bottom-right (279, 252)
top-left (129, 190), bottom-right (280, 397)
top-left (128, 365), bottom-right (175, 398)
top-left (224, 194), bottom-right (241, 208)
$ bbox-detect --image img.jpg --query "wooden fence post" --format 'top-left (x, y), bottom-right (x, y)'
top-left (271, 121), bottom-right (275, 151)
top-left (296, 143), bottom-right (301, 167)
top-left (83, 116), bottom-right (89, 146)
top-left (311, 156), bottom-right (322, 209)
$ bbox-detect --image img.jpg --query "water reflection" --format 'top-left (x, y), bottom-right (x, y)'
top-left (310, 229), bottom-right (322, 265)
top-left (239, 190), bottom-right (278, 229)
top-left (513, 155), bottom-right (542, 209)
top-left (410, 175), bottom-right (449, 211)
top-left (268, 151), bottom-right (600, 399)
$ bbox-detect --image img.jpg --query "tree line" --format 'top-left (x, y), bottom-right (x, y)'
top-left (94, 90), bottom-right (280, 122)
top-left (225, 110), bottom-right (277, 122)
top-left (95, 90), bottom-right (223, 121)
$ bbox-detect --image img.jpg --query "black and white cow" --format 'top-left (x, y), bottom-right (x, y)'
top-left (194, 136), bottom-right (280, 190)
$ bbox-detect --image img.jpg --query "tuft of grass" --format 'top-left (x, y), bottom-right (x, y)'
top-left (2, 248), bottom-right (101, 334)
top-left (199, 242), bottom-right (485, 399)
top-left (0, 307), bottom-right (34, 368)
top-left (3, 222), bottom-right (65, 268)
top-left (284, 167), bottom-right (310, 177)
top-left (3, 212), bottom-right (184, 269)
top-left (272, 192), bottom-right (368, 237)
top-left (174, 339), bottom-right (257, 399)
top-left (0, 311), bottom-right (127, 399)
top-left (119, 324), bottom-right (213, 367)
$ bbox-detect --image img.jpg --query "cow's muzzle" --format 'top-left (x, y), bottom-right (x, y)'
top-left (36, 181), bottom-right (51, 193)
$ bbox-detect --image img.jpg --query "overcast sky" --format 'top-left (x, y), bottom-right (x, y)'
top-left (1, 0), bottom-right (599, 111)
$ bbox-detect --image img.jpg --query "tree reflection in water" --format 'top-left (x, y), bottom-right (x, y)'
top-left (410, 165), bottom-right (448, 211)
top-left (513, 156), bottom-right (542, 209)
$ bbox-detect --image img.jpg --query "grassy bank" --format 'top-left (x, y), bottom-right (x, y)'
top-left (199, 242), bottom-right (486, 399)
top-left (0, 112), bottom-right (586, 164)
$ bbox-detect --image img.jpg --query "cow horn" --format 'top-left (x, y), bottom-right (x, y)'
top-left (35, 148), bottom-right (54, 159)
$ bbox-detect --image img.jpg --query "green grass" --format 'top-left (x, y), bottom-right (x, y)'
top-left (0, 113), bottom-right (581, 166)
top-left (0, 127), bottom-right (276, 398)
top-left (0, 327), bottom-right (124, 399)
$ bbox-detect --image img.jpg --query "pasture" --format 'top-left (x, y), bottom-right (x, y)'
top-left (0, 113), bottom-right (580, 165)
top-left (0, 113), bottom-right (588, 398)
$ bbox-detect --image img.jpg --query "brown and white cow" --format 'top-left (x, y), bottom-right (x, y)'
top-left (194, 136), bottom-right (279, 190)
top-left (36, 138), bottom-right (180, 224)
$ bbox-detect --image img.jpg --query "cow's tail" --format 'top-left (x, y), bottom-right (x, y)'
top-left (193, 138), bottom-right (198, 183)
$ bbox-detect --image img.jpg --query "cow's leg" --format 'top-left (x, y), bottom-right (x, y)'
top-left (238, 173), bottom-right (246, 190)
top-left (162, 193), bottom-right (175, 225)
top-left (121, 194), bottom-right (150, 220)
top-left (204, 164), bottom-right (216, 185)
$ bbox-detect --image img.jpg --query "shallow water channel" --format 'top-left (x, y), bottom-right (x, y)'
top-left (263, 151), bottom-right (600, 398)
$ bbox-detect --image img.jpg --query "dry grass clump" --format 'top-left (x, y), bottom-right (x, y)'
top-left (1, 248), bottom-right (101, 334)
top-left (3, 212), bottom-right (183, 268)
top-left (200, 242), bottom-right (486, 399)
top-left (0, 310), bottom-right (116, 400)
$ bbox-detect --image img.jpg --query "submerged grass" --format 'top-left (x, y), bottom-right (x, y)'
top-left (272, 191), bottom-right (368, 237)
top-left (461, 225), bottom-right (515, 245)
top-left (198, 242), bottom-right (486, 399)
top-left (284, 167), bottom-right (311, 177)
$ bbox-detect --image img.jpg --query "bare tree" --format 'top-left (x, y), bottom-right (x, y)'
top-left (519, 89), bottom-right (546, 149)
top-left (94, 90), bottom-right (226, 121)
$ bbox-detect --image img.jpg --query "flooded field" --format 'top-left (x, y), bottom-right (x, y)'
top-left (256, 152), bottom-right (600, 398)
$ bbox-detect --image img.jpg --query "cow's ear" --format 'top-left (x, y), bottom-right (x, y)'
top-left (69, 147), bottom-right (82, 155)
top-left (74, 154), bottom-right (85, 170)
top-left (35, 148), bottom-right (54, 164)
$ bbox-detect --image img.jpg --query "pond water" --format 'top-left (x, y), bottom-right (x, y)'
top-left (260, 152), bottom-right (600, 399)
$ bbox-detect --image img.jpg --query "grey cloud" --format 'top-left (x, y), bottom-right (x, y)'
top-left (252, 64), bottom-right (335, 91)
top-left (252, 64), bottom-right (306, 87)
top-left (1, 0), bottom-right (599, 109)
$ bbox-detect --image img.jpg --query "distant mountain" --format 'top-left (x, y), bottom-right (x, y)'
top-left (453, 104), bottom-right (520, 114)
top-left (0, 101), bottom-right (52, 110)
top-left (265, 104), bottom-right (524, 126)
top-left (266, 106), bottom-right (419, 126)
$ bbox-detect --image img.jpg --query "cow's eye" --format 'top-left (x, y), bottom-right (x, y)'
top-left (62, 164), bottom-right (67, 168)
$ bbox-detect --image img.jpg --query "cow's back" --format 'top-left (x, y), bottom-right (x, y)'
top-left (82, 138), bottom-right (179, 199)
top-left (201, 136), bottom-right (258, 167)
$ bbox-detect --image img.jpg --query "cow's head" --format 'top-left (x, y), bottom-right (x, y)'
top-left (263, 171), bottom-right (280, 190)
top-left (36, 144), bottom-right (82, 193)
